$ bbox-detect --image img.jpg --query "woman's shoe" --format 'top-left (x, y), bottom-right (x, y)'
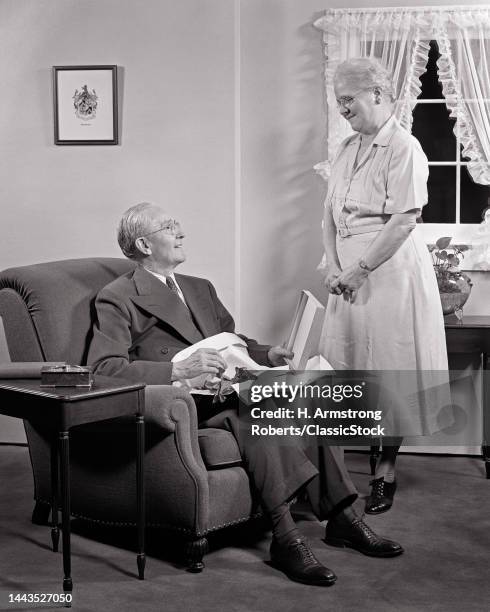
top-left (365, 477), bottom-right (397, 514)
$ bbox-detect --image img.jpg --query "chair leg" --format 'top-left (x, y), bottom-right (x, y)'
top-left (31, 500), bottom-right (51, 525)
top-left (185, 537), bottom-right (208, 573)
top-left (369, 445), bottom-right (380, 476)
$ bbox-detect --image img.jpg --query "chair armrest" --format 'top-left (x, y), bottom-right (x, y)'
top-left (139, 385), bottom-right (210, 532)
top-left (144, 385), bottom-right (196, 432)
top-left (144, 385), bottom-right (205, 471)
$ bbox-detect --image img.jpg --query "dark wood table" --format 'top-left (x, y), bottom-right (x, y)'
top-left (370, 315), bottom-right (490, 478)
top-left (0, 375), bottom-right (146, 599)
top-left (444, 315), bottom-right (490, 478)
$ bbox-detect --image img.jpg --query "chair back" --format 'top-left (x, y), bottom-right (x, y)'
top-left (0, 258), bottom-right (135, 364)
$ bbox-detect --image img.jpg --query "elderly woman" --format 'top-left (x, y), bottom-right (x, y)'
top-left (320, 58), bottom-right (449, 514)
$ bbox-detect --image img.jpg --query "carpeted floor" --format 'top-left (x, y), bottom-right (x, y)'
top-left (0, 445), bottom-right (488, 612)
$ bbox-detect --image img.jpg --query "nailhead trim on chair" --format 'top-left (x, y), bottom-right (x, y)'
top-left (70, 511), bottom-right (264, 537)
top-left (202, 511), bottom-right (263, 535)
top-left (38, 497), bottom-right (263, 537)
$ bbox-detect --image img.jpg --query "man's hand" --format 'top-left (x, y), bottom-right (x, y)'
top-left (268, 346), bottom-right (294, 367)
top-left (171, 348), bottom-right (227, 382)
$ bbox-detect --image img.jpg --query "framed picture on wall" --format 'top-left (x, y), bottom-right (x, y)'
top-left (53, 65), bottom-right (118, 145)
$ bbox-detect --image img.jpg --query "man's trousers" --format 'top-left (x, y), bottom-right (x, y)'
top-left (198, 396), bottom-right (358, 519)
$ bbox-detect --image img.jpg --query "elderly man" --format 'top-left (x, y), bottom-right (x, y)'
top-left (88, 202), bottom-right (403, 587)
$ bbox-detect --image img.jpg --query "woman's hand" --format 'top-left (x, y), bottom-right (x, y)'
top-left (330, 263), bottom-right (369, 302)
top-left (324, 264), bottom-right (343, 295)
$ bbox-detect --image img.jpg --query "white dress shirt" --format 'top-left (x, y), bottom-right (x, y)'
top-left (145, 269), bottom-right (188, 306)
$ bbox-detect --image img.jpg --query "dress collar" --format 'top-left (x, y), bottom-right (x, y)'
top-left (372, 115), bottom-right (399, 147)
top-left (347, 115), bottom-right (399, 148)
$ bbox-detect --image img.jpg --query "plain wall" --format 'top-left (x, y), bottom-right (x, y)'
top-left (0, 0), bottom-right (237, 306)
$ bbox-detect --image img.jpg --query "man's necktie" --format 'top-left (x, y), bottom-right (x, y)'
top-left (166, 276), bottom-right (189, 307)
top-left (165, 276), bottom-right (203, 339)
top-left (165, 276), bottom-right (180, 295)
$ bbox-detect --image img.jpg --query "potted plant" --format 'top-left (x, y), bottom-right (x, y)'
top-left (428, 237), bottom-right (473, 318)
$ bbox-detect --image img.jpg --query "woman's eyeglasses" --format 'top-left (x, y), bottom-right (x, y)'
top-left (335, 87), bottom-right (374, 109)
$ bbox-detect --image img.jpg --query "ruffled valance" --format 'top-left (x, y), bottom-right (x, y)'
top-left (314, 5), bottom-right (490, 186)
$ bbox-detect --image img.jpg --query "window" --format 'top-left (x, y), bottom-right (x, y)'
top-left (412, 41), bottom-right (490, 224)
top-left (314, 6), bottom-right (490, 260)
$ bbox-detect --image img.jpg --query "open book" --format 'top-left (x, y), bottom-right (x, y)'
top-left (171, 290), bottom-right (331, 392)
top-left (171, 332), bottom-right (274, 393)
top-left (285, 290), bottom-right (326, 370)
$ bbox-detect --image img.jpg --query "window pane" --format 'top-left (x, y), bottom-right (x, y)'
top-left (412, 103), bottom-right (457, 161)
top-left (422, 166), bottom-right (456, 223)
top-left (460, 165), bottom-right (490, 223)
top-left (418, 40), bottom-right (444, 100)
top-left (459, 101), bottom-right (490, 161)
top-left (460, 144), bottom-right (470, 163)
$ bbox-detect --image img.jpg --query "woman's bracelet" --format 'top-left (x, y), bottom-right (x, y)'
top-left (358, 259), bottom-right (372, 272)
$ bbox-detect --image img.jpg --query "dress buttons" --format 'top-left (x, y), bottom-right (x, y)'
top-left (160, 347), bottom-right (169, 355)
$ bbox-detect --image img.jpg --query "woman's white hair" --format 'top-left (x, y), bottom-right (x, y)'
top-left (334, 57), bottom-right (395, 101)
top-left (117, 202), bottom-right (159, 260)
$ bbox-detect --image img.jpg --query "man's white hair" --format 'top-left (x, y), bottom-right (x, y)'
top-left (117, 202), bottom-right (164, 260)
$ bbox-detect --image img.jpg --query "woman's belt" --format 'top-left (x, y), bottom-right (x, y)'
top-left (337, 223), bottom-right (386, 237)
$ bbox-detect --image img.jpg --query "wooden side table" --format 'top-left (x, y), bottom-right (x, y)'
top-left (0, 375), bottom-right (146, 599)
top-left (369, 315), bottom-right (490, 479)
top-left (444, 315), bottom-right (490, 478)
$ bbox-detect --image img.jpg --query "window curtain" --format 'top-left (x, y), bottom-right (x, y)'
top-left (313, 5), bottom-right (490, 185)
top-left (436, 8), bottom-right (490, 184)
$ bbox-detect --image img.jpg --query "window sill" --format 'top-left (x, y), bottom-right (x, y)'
top-left (418, 223), bottom-right (488, 271)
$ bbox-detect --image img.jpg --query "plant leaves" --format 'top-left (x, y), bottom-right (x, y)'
top-left (436, 236), bottom-right (452, 249)
top-left (447, 254), bottom-right (459, 266)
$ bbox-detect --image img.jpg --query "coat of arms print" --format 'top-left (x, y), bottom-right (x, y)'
top-left (73, 85), bottom-right (98, 121)
top-left (53, 65), bottom-right (118, 145)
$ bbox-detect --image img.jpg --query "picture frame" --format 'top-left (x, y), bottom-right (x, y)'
top-left (53, 65), bottom-right (118, 145)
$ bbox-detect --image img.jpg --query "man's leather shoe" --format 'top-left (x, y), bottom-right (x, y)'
top-left (270, 537), bottom-right (337, 586)
top-left (365, 477), bottom-right (397, 514)
top-left (324, 516), bottom-right (403, 557)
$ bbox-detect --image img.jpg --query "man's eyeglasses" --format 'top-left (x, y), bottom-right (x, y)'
top-left (140, 220), bottom-right (183, 238)
top-left (335, 87), bottom-right (373, 109)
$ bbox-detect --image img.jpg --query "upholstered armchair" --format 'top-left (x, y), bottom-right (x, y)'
top-left (0, 258), bottom-right (260, 570)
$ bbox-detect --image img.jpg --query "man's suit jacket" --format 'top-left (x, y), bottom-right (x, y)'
top-left (87, 265), bottom-right (271, 385)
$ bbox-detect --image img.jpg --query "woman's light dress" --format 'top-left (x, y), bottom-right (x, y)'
top-left (320, 117), bottom-right (449, 435)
